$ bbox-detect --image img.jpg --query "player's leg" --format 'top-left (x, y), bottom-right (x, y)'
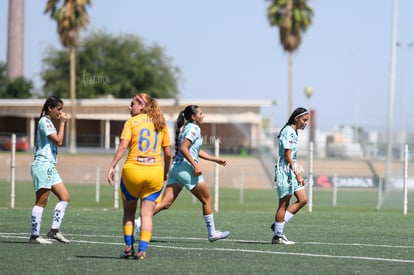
top-left (153, 183), bottom-right (183, 215)
top-left (134, 166), bottom-right (164, 259)
top-left (191, 181), bottom-right (230, 242)
top-left (30, 188), bottom-right (52, 244)
top-left (275, 195), bottom-right (291, 222)
top-left (135, 183), bottom-right (183, 238)
top-left (47, 182), bottom-right (71, 243)
top-left (271, 169), bottom-right (295, 244)
top-left (272, 195), bottom-right (295, 245)
top-left (190, 180), bottom-right (213, 215)
top-left (287, 188), bottom-right (307, 215)
top-left (118, 167), bottom-right (141, 258)
top-left (135, 199), bottom-right (156, 260)
top-left (120, 198), bottom-right (138, 258)
top-left (30, 164), bottom-right (53, 244)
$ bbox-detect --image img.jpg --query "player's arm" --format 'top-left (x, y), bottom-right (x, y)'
top-left (107, 139), bottom-right (129, 184)
top-left (199, 150), bottom-right (227, 166)
top-left (162, 145), bottom-right (171, 180)
top-left (284, 149), bottom-right (304, 185)
top-left (180, 138), bottom-right (202, 175)
top-left (48, 112), bottom-right (67, 146)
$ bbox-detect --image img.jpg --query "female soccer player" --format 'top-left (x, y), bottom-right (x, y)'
top-left (135, 105), bottom-right (230, 242)
top-left (107, 93), bottom-right (171, 260)
top-left (271, 107), bottom-right (309, 244)
top-left (30, 96), bottom-right (70, 244)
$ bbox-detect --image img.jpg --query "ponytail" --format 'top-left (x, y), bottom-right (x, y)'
top-left (137, 93), bottom-right (166, 132)
top-left (173, 105), bottom-right (198, 157)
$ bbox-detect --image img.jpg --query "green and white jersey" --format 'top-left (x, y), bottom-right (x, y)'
top-left (32, 116), bottom-right (59, 165)
top-left (173, 122), bottom-right (203, 164)
top-left (277, 125), bottom-right (298, 169)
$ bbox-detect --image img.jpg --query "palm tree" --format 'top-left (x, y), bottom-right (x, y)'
top-left (44, 0), bottom-right (91, 153)
top-left (267, 0), bottom-right (313, 115)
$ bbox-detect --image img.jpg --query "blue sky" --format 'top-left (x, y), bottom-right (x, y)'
top-left (1, 0), bottom-right (413, 131)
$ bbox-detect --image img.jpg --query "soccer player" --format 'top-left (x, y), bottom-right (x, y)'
top-left (271, 107), bottom-right (309, 244)
top-left (30, 96), bottom-right (70, 244)
top-left (107, 93), bottom-right (171, 260)
top-left (135, 105), bottom-right (230, 242)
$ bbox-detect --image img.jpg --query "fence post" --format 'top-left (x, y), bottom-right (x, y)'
top-left (376, 177), bottom-right (383, 210)
top-left (332, 174), bottom-right (337, 207)
top-left (10, 133), bottom-right (16, 209)
top-left (308, 141), bottom-right (314, 213)
top-left (213, 138), bottom-right (220, 213)
top-left (96, 166), bottom-right (100, 203)
top-left (239, 170), bottom-right (244, 205)
top-left (403, 144), bottom-right (408, 215)
top-left (114, 137), bottom-right (120, 209)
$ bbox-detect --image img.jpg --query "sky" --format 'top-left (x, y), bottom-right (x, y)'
top-left (1, 0), bottom-right (413, 132)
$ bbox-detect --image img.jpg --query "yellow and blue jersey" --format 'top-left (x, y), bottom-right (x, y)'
top-left (120, 114), bottom-right (171, 201)
top-left (121, 114), bottom-right (171, 167)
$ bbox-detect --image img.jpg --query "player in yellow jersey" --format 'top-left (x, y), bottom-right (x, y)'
top-left (107, 92), bottom-right (171, 260)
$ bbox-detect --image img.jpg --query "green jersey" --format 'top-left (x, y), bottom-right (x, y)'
top-left (32, 116), bottom-right (59, 165)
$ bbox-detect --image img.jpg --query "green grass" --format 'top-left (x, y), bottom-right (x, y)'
top-left (0, 182), bottom-right (413, 274)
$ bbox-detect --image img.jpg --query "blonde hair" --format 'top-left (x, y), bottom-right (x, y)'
top-left (137, 92), bottom-right (167, 132)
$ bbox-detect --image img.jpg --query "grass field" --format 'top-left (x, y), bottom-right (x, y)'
top-left (0, 182), bottom-right (413, 274)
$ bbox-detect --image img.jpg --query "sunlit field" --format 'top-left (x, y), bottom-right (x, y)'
top-left (1, 182), bottom-right (413, 274)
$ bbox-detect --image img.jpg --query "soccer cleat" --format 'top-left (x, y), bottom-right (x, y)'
top-left (120, 246), bottom-right (135, 259)
top-left (208, 230), bottom-right (230, 242)
top-left (29, 236), bottom-right (52, 244)
top-left (134, 251), bottom-right (146, 260)
top-left (47, 230), bottom-right (70, 244)
top-left (271, 234), bottom-right (295, 245)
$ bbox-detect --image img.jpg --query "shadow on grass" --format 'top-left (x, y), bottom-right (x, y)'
top-left (150, 239), bottom-right (202, 244)
top-left (235, 240), bottom-right (271, 245)
top-left (76, 255), bottom-right (121, 260)
top-left (0, 240), bottom-right (29, 244)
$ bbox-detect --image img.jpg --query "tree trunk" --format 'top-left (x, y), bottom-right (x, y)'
top-left (69, 46), bottom-right (77, 153)
top-left (288, 52), bottom-right (294, 115)
top-left (7, 0), bottom-right (24, 80)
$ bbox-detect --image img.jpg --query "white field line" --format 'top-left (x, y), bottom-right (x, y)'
top-left (1, 232), bottom-right (414, 263)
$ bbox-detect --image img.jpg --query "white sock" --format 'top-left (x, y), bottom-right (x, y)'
top-left (31, 205), bottom-right (44, 236)
top-left (275, 222), bottom-right (284, 237)
top-left (51, 201), bottom-right (68, 230)
top-left (204, 214), bottom-right (216, 236)
top-left (284, 211), bottom-right (294, 224)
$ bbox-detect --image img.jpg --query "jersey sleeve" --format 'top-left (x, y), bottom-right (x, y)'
top-left (120, 119), bottom-right (132, 141)
top-left (161, 127), bottom-right (171, 147)
top-left (39, 117), bottom-right (57, 137)
top-left (280, 128), bottom-right (295, 150)
top-left (184, 124), bottom-right (200, 143)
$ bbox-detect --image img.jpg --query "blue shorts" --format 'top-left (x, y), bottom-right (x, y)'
top-left (31, 163), bottom-right (63, 192)
top-left (167, 162), bottom-right (204, 191)
top-left (275, 165), bottom-right (304, 199)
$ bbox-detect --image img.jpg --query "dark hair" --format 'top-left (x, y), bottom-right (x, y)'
top-left (174, 105), bottom-right (199, 156)
top-left (35, 96), bottom-right (64, 146)
top-left (39, 96), bottom-right (63, 118)
top-left (277, 107), bottom-right (308, 138)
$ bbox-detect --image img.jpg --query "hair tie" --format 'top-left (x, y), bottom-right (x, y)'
top-left (295, 111), bottom-right (308, 118)
top-left (136, 95), bottom-right (147, 107)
